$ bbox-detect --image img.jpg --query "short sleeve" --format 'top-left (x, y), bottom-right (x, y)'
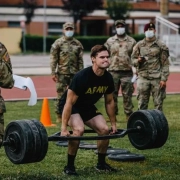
top-left (68, 73), bottom-right (85, 96)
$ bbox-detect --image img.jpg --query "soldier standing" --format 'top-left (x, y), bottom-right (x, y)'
top-left (50, 22), bottom-right (84, 122)
top-left (131, 22), bottom-right (170, 111)
top-left (0, 42), bottom-right (14, 146)
top-left (105, 19), bottom-right (136, 120)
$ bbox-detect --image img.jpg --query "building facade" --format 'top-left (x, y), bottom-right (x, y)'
top-left (0, 0), bottom-right (180, 36)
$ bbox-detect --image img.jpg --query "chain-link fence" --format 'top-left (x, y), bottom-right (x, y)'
top-left (156, 16), bottom-right (180, 65)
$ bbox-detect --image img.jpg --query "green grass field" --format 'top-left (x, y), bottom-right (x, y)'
top-left (0, 94), bottom-right (180, 180)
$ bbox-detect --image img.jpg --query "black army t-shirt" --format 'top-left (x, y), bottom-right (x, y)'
top-left (59, 66), bottom-right (115, 110)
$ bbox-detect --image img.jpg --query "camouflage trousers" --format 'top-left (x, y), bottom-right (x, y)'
top-left (0, 95), bottom-right (6, 137)
top-left (137, 77), bottom-right (166, 111)
top-left (109, 71), bottom-right (134, 116)
top-left (55, 74), bottom-right (74, 115)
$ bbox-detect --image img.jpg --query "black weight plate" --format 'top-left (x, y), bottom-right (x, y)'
top-left (24, 120), bottom-right (44, 163)
top-left (56, 141), bottom-right (86, 147)
top-left (127, 110), bottom-right (157, 150)
top-left (79, 143), bottom-right (98, 150)
top-left (146, 110), bottom-right (167, 148)
top-left (79, 143), bottom-right (111, 150)
top-left (56, 141), bottom-right (68, 147)
top-left (94, 148), bottom-right (130, 155)
top-left (151, 110), bottom-right (169, 148)
top-left (32, 119), bottom-right (48, 162)
top-left (4, 120), bottom-right (35, 164)
top-left (108, 153), bottom-right (145, 162)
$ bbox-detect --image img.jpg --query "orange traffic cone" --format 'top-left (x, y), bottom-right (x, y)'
top-left (40, 98), bottom-right (56, 127)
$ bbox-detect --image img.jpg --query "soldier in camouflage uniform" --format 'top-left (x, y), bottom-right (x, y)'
top-left (0, 89), bottom-right (5, 146)
top-left (131, 22), bottom-right (170, 111)
top-left (0, 42), bottom-right (14, 146)
top-left (50, 22), bottom-right (84, 122)
top-left (104, 20), bottom-right (136, 120)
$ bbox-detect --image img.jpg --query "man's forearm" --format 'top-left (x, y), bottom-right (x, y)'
top-left (61, 104), bottom-right (72, 130)
top-left (106, 103), bottom-right (116, 125)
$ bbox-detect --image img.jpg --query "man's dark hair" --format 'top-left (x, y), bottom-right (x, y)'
top-left (90, 45), bottom-right (110, 58)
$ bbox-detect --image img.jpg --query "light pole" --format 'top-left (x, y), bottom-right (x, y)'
top-left (19, 15), bottom-right (26, 54)
top-left (43, 0), bottom-right (47, 54)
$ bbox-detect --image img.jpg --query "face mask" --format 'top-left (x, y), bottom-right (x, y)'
top-left (65, 31), bottom-right (74, 37)
top-left (116, 27), bottom-right (125, 35)
top-left (145, 30), bottom-right (154, 38)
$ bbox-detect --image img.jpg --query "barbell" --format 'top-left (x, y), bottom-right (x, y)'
top-left (2, 109), bottom-right (168, 165)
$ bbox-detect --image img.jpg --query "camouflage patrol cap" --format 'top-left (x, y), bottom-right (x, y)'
top-left (144, 22), bottom-right (155, 32)
top-left (115, 20), bottom-right (125, 26)
top-left (63, 22), bottom-right (74, 29)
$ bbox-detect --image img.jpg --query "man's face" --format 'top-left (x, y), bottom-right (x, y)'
top-left (116, 23), bottom-right (125, 35)
top-left (63, 27), bottom-right (74, 37)
top-left (116, 23), bottom-right (124, 28)
top-left (147, 27), bottom-right (155, 32)
top-left (64, 27), bottom-right (73, 31)
top-left (92, 50), bottom-right (110, 69)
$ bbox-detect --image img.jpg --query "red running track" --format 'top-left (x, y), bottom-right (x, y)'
top-left (1, 72), bottom-right (180, 101)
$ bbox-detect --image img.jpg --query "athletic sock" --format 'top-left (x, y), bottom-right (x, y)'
top-left (67, 154), bottom-right (76, 167)
top-left (98, 153), bottom-right (106, 164)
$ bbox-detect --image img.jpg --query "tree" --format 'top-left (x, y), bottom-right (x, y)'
top-left (105, 0), bottom-right (132, 21)
top-left (23, 0), bottom-right (37, 24)
top-left (62, 0), bottom-right (104, 24)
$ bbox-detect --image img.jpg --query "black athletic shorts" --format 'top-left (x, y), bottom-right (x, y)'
top-left (59, 104), bottom-right (102, 122)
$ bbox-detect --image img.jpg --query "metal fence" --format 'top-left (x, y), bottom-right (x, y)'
top-left (156, 16), bottom-right (180, 65)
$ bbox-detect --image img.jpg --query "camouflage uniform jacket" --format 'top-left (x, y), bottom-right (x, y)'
top-left (0, 42), bottom-right (12, 70)
top-left (131, 37), bottom-right (170, 81)
top-left (50, 36), bottom-right (84, 75)
top-left (105, 34), bottom-right (136, 71)
top-left (0, 42), bottom-right (14, 89)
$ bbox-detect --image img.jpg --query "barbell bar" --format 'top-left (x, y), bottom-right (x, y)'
top-left (2, 109), bottom-right (168, 164)
top-left (48, 128), bottom-right (140, 141)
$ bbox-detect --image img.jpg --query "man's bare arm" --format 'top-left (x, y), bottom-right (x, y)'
top-left (61, 89), bottom-right (78, 136)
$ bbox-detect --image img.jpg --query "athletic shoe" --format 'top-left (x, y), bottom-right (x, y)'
top-left (95, 163), bottom-right (117, 172)
top-left (63, 166), bottom-right (78, 176)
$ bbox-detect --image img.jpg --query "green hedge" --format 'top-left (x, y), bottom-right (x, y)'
top-left (19, 34), bottom-right (145, 53)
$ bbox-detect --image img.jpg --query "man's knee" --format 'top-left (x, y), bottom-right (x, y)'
top-left (73, 127), bottom-right (84, 136)
top-left (98, 125), bottom-right (109, 135)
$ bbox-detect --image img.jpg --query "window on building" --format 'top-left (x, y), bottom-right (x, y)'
top-left (8, 21), bottom-right (20, 27)
top-left (48, 22), bottom-right (64, 36)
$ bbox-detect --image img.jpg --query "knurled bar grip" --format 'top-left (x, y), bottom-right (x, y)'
top-left (48, 128), bottom-right (139, 141)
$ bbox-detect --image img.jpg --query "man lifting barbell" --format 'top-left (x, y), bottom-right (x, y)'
top-left (0, 45), bottom-right (169, 175)
top-left (59, 45), bottom-right (118, 175)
